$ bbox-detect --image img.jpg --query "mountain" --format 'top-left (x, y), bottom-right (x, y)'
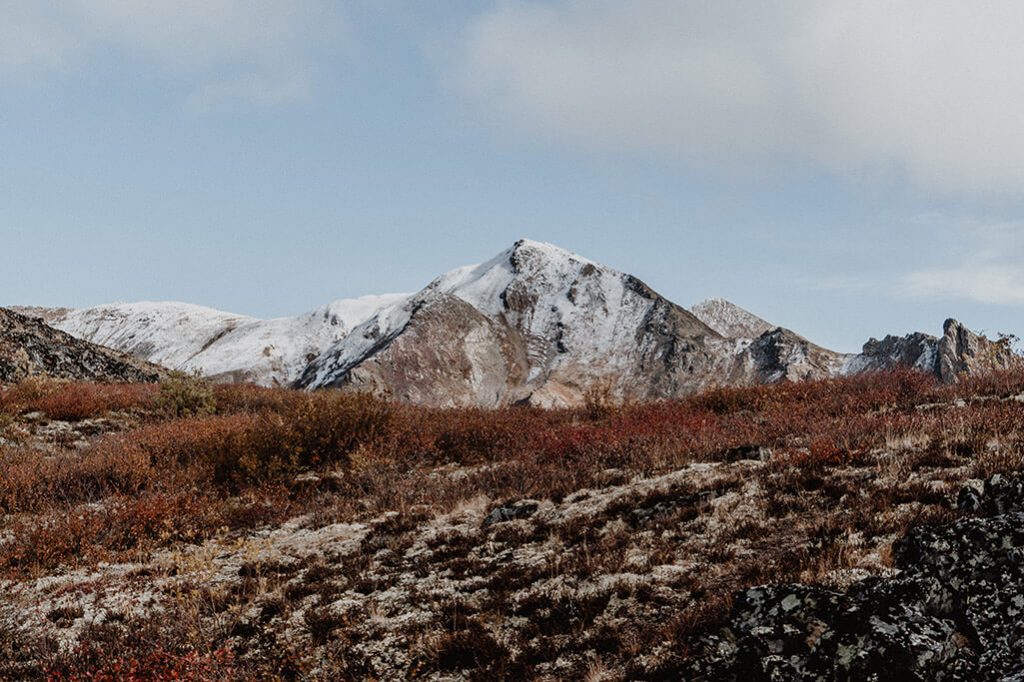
top-left (299, 240), bottom-right (724, 406)
top-left (42, 295), bottom-right (408, 386)
top-left (0, 308), bottom-right (163, 384)
top-left (19, 240), bottom-right (1021, 405)
top-left (298, 240), bottom-right (875, 406)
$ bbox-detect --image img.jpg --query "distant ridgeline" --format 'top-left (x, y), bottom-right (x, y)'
top-left (9, 240), bottom-right (1021, 402)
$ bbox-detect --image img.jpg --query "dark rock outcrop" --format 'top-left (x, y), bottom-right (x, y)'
top-left (938, 319), bottom-right (1021, 383)
top-left (849, 319), bottom-right (1020, 385)
top-left (686, 473), bottom-right (1024, 680)
top-left (0, 308), bottom-right (164, 384)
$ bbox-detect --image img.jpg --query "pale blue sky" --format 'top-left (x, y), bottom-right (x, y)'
top-left (2, 1), bottom-right (1023, 352)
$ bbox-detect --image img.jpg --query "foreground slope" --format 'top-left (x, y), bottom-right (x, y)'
top-left (4, 372), bottom-right (1024, 678)
top-left (0, 308), bottom-right (162, 383)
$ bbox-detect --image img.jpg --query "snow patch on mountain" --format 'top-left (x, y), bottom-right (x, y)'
top-left (50, 295), bottom-right (409, 386)
top-left (691, 298), bottom-right (774, 339)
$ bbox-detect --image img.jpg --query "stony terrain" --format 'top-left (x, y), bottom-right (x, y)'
top-left (21, 240), bottom-right (1021, 406)
top-left (686, 472), bottom-right (1024, 679)
top-left (0, 308), bottom-right (163, 384)
top-left (3, 369), bottom-right (1024, 679)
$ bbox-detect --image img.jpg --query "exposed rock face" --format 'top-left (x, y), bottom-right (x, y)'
top-left (0, 308), bottom-right (163, 384)
top-left (938, 318), bottom-right (1021, 382)
top-left (744, 328), bottom-right (846, 383)
top-left (844, 318), bottom-right (1021, 383)
top-left (315, 295), bottom-right (533, 407)
top-left (844, 330), bottom-right (938, 374)
top-left (686, 473), bottom-right (1024, 679)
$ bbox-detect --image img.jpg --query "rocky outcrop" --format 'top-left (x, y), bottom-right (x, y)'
top-left (938, 318), bottom-right (1021, 383)
top-left (845, 319), bottom-right (1020, 384)
top-left (744, 328), bottom-right (845, 383)
top-left (685, 473), bottom-right (1024, 679)
top-left (0, 308), bottom-right (163, 384)
top-left (845, 331), bottom-right (939, 375)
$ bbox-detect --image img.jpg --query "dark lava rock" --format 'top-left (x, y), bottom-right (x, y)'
top-left (684, 474), bottom-right (1024, 680)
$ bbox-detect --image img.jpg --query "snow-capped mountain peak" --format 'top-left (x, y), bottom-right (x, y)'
top-left (299, 240), bottom-right (720, 405)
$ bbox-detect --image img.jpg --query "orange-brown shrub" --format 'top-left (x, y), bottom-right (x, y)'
top-left (96, 390), bottom-right (390, 487)
top-left (0, 445), bottom-right (153, 514)
top-left (47, 647), bottom-right (234, 682)
top-left (0, 380), bottom-right (157, 421)
top-left (2, 491), bottom-right (226, 573)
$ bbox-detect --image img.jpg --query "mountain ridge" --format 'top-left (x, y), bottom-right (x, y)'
top-left (11, 240), bottom-right (1021, 403)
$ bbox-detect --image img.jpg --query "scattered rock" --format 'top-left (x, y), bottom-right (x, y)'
top-left (687, 473), bottom-right (1024, 679)
top-left (483, 501), bottom-right (538, 527)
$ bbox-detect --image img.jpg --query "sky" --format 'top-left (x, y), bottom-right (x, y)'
top-left (2, 1), bottom-right (1023, 352)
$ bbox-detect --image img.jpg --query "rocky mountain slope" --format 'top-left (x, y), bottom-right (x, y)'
top-left (299, 240), bottom-right (731, 406)
top-left (0, 307), bottom-right (163, 384)
top-left (19, 240), bottom-right (1020, 405)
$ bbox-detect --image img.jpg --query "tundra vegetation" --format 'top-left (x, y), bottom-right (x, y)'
top-left (1, 369), bottom-right (1024, 679)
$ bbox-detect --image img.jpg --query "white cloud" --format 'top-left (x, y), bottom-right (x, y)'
top-left (0, 0), bottom-right (350, 107)
top-left (901, 264), bottom-right (1024, 306)
top-left (455, 1), bottom-right (1024, 197)
top-left (897, 216), bottom-right (1024, 305)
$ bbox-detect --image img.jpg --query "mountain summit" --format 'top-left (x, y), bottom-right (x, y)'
top-left (298, 239), bottom-right (722, 405)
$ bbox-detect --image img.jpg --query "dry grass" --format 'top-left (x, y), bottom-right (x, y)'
top-left (2, 369), bottom-right (1024, 678)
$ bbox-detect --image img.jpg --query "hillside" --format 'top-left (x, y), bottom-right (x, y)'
top-left (3, 371), bottom-right (1024, 678)
top-left (0, 307), bottom-right (163, 384)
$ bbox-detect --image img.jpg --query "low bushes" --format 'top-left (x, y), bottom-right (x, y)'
top-left (101, 390), bottom-right (390, 487)
top-left (4, 368), bottom-right (1024, 579)
top-left (0, 379), bottom-right (157, 421)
